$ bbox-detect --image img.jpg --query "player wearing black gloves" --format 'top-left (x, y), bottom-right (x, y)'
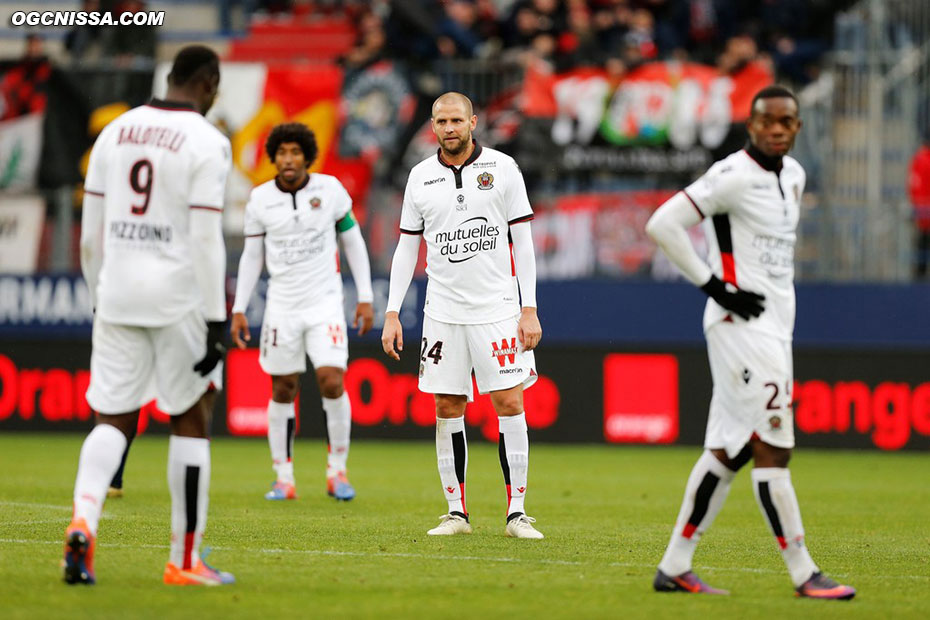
top-left (643, 85), bottom-right (855, 601)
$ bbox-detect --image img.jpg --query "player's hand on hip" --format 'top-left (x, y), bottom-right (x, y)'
top-left (700, 275), bottom-right (766, 321)
top-left (381, 311), bottom-right (403, 361)
top-left (354, 302), bottom-right (374, 336)
top-left (194, 321), bottom-right (227, 376)
top-left (230, 312), bottom-right (251, 349)
top-left (518, 307), bottom-right (542, 351)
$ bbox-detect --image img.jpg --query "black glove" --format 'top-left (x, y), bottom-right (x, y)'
top-left (194, 320), bottom-right (227, 376)
top-left (700, 275), bottom-right (765, 320)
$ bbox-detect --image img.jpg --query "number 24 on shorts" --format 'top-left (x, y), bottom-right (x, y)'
top-left (420, 338), bottom-right (444, 364)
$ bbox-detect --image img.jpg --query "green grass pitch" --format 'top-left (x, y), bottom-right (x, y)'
top-left (0, 434), bottom-right (927, 619)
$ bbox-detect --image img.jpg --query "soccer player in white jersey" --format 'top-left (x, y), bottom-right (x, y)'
top-left (381, 92), bottom-right (544, 539)
top-left (645, 85), bottom-right (855, 599)
top-left (230, 122), bottom-right (373, 502)
top-left (65, 46), bottom-right (234, 587)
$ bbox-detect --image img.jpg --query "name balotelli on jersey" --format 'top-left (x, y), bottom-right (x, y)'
top-left (84, 100), bottom-right (231, 327)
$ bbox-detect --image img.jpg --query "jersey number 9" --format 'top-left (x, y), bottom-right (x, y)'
top-left (129, 159), bottom-right (153, 215)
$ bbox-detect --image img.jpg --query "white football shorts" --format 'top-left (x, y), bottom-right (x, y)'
top-left (419, 314), bottom-right (537, 402)
top-left (705, 321), bottom-right (795, 457)
top-left (86, 310), bottom-right (212, 415)
top-left (259, 301), bottom-right (348, 375)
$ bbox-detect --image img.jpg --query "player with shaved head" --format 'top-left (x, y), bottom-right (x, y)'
top-left (382, 92), bottom-right (544, 539)
top-left (645, 85), bottom-right (855, 599)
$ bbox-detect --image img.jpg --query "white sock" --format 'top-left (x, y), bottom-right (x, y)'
top-left (323, 393), bottom-right (351, 477)
top-left (751, 468), bottom-right (820, 586)
top-left (72, 424), bottom-right (127, 535)
top-left (267, 400), bottom-right (295, 485)
top-left (168, 436), bottom-right (210, 570)
top-left (498, 413), bottom-right (529, 518)
top-left (658, 450), bottom-right (736, 576)
top-left (436, 416), bottom-right (468, 516)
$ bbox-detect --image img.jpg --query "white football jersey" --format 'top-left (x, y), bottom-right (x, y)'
top-left (84, 99), bottom-right (231, 326)
top-left (684, 147), bottom-right (804, 340)
top-left (400, 143), bottom-right (533, 324)
top-left (243, 173), bottom-right (353, 311)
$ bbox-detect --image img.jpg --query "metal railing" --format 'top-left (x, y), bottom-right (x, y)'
top-left (797, 0), bottom-right (930, 281)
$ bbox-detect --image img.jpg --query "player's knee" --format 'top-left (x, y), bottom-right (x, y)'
top-left (752, 442), bottom-right (792, 468)
top-left (435, 395), bottom-right (466, 419)
top-left (272, 375), bottom-right (299, 402)
top-left (95, 412), bottom-right (138, 441)
top-left (170, 403), bottom-right (209, 438)
top-left (490, 391), bottom-right (523, 416)
top-left (316, 367), bottom-right (345, 398)
top-left (318, 371), bottom-right (344, 399)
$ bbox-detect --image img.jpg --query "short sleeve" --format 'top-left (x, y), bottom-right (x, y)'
top-left (682, 160), bottom-right (741, 217)
top-left (399, 173), bottom-right (424, 234)
top-left (330, 178), bottom-right (353, 221)
top-left (504, 157), bottom-right (533, 224)
top-left (189, 136), bottom-right (231, 211)
top-left (83, 125), bottom-right (112, 195)
top-left (243, 191), bottom-right (264, 237)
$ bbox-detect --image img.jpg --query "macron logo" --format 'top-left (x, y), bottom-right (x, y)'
top-left (424, 177), bottom-right (446, 186)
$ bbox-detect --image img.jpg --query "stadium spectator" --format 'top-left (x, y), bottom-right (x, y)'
top-left (909, 136), bottom-right (930, 277)
top-left (437, 0), bottom-right (485, 57)
top-left (102, 0), bottom-right (157, 66)
top-left (384, 0), bottom-right (447, 63)
top-left (342, 8), bottom-right (388, 70)
top-left (65, 0), bottom-right (105, 61)
top-left (219, 0), bottom-right (259, 35)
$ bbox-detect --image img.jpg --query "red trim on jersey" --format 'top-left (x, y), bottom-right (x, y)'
top-left (183, 532), bottom-right (195, 569)
top-left (681, 190), bottom-right (704, 219)
top-left (681, 523), bottom-right (697, 539)
top-left (712, 214), bottom-right (737, 285)
top-left (335, 250), bottom-right (341, 273)
top-left (509, 242), bottom-right (516, 276)
top-left (190, 205), bottom-right (223, 212)
top-left (721, 253), bottom-right (737, 285)
top-left (508, 214), bottom-right (535, 226)
top-left (84, 189), bottom-right (104, 197)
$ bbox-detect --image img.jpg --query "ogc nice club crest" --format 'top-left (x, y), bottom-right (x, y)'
top-left (477, 172), bottom-right (494, 190)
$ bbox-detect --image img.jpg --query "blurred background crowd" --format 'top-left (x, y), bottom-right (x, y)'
top-left (1, 0), bottom-right (929, 283)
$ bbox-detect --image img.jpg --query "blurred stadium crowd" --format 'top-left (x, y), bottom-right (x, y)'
top-left (0, 0), bottom-right (928, 282)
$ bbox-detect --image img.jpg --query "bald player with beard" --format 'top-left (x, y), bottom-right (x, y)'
top-left (382, 92), bottom-right (544, 539)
